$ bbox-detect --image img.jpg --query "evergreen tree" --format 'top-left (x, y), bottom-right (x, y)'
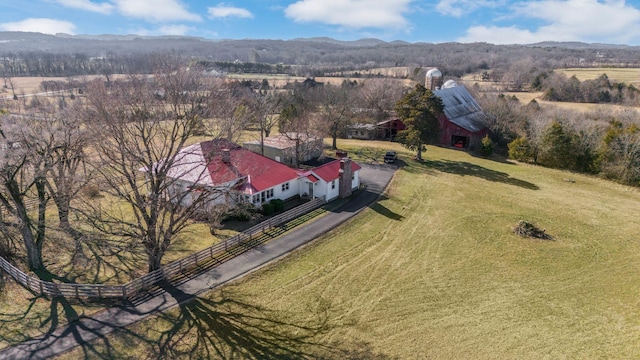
top-left (539, 121), bottom-right (574, 169)
top-left (394, 84), bottom-right (444, 160)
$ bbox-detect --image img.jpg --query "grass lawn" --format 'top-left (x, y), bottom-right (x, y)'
top-left (51, 140), bottom-right (640, 359)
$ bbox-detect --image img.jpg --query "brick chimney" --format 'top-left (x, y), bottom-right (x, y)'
top-left (221, 148), bottom-right (231, 163)
top-left (338, 158), bottom-right (353, 198)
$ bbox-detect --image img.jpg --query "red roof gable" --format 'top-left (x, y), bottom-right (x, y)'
top-left (183, 140), bottom-right (299, 194)
top-left (306, 174), bottom-right (319, 183)
top-left (311, 159), bottom-right (362, 182)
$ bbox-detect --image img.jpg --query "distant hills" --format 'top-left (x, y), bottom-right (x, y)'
top-left (0, 31), bottom-right (636, 53)
top-left (0, 32), bottom-right (638, 78)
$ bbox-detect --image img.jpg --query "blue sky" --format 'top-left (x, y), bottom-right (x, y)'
top-left (1, 0), bottom-right (640, 45)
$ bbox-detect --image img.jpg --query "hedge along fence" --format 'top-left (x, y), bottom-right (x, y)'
top-left (0, 197), bottom-right (327, 300)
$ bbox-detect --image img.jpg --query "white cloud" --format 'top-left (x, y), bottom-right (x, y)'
top-left (459, 25), bottom-right (544, 44)
top-left (53, 0), bottom-right (114, 14)
top-left (459, 0), bottom-right (640, 44)
top-left (436, 0), bottom-right (503, 17)
top-left (157, 24), bottom-right (194, 35)
top-left (208, 4), bottom-right (253, 19)
top-left (284, 0), bottom-right (413, 29)
top-left (0, 18), bottom-right (76, 34)
top-left (112, 0), bottom-right (201, 22)
top-left (130, 25), bottom-right (196, 36)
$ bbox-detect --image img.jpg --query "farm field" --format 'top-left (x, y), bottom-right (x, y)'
top-left (557, 67), bottom-right (640, 86)
top-left (55, 140), bottom-right (640, 359)
top-left (500, 91), bottom-right (639, 113)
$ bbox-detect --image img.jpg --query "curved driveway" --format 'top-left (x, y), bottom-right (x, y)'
top-left (0, 163), bottom-right (397, 360)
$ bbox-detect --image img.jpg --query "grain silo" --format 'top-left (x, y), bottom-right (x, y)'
top-left (425, 68), bottom-right (443, 90)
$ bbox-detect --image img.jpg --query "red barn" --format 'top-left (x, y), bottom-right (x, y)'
top-left (376, 118), bottom-right (406, 140)
top-left (434, 84), bottom-right (488, 151)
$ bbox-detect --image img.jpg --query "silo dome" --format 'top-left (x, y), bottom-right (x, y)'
top-left (443, 79), bottom-right (457, 88)
top-left (426, 68), bottom-right (442, 78)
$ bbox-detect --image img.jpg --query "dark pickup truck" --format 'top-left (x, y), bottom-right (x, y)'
top-left (383, 151), bottom-right (397, 163)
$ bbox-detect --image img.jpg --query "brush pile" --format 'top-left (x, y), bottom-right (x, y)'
top-left (513, 220), bottom-right (553, 240)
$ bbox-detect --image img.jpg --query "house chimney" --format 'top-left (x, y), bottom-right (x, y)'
top-left (221, 148), bottom-right (231, 163)
top-left (338, 158), bottom-right (353, 198)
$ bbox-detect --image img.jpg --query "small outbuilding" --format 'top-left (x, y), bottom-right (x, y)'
top-left (376, 118), bottom-right (406, 140)
top-left (243, 133), bottom-right (324, 167)
top-left (346, 123), bottom-right (377, 140)
top-left (346, 118), bottom-right (406, 141)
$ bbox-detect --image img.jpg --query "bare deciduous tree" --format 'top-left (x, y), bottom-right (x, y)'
top-left (81, 57), bottom-right (223, 272)
top-left (200, 81), bottom-right (254, 143)
top-left (0, 115), bottom-right (52, 271)
top-left (357, 78), bottom-right (405, 121)
top-left (316, 84), bottom-right (351, 150)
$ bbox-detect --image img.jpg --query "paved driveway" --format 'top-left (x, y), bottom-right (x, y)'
top-left (0, 163), bottom-right (397, 360)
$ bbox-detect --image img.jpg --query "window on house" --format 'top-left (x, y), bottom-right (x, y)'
top-left (266, 188), bottom-right (274, 199)
top-left (331, 180), bottom-right (335, 189)
top-left (282, 182), bottom-right (289, 192)
top-left (253, 195), bottom-right (259, 204)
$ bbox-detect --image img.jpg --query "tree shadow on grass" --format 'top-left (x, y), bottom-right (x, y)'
top-left (369, 196), bottom-right (404, 221)
top-left (40, 227), bottom-right (146, 286)
top-left (0, 281), bottom-right (393, 359)
top-left (0, 288), bottom-right (125, 360)
top-left (419, 159), bottom-right (539, 190)
top-left (143, 284), bottom-right (394, 359)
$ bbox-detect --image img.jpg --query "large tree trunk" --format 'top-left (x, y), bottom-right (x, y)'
top-left (332, 134), bottom-right (338, 150)
top-left (23, 229), bottom-right (42, 271)
top-left (14, 195), bottom-right (42, 270)
top-left (147, 251), bottom-right (162, 273)
top-left (54, 194), bottom-right (71, 230)
top-left (58, 206), bottom-right (70, 229)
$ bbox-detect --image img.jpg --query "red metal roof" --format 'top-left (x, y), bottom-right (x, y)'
top-left (185, 140), bottom-right (300, 194)
top-left (311, 159), bottom-right (362, 182)
top-left (305, 174), bottom-right (319, 183)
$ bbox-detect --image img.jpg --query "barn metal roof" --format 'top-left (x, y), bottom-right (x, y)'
top-left (434, 85), bottom-right (487, 133)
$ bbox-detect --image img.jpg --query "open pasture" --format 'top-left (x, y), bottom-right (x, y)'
top-left (55, 140), bottom-right (640, 359)
top-left (557, 67), bottom-right (640, 86)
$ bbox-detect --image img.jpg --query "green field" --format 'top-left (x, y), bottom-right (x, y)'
top-left (53, 140), bottom-right (640, 359)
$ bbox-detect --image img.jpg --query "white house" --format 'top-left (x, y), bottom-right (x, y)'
top-left (299, 157), bottom-right (361, 202)
top-left (164, 139), bottom-right (361, 210)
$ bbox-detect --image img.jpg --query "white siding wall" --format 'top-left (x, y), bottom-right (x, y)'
top-left (312, 180), bottom-right (326, 200)
top-left (275, 179), bottom-right (299, 200)
top-left (249, 179), bottom-right (301, 208)
top-left (351, 170), bottom-right (360, 189)
top-left (326, 179), bottom-right (340, 201)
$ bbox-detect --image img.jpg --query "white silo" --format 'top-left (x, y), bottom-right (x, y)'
top-left (425, 68), bottom-right (443, 90)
